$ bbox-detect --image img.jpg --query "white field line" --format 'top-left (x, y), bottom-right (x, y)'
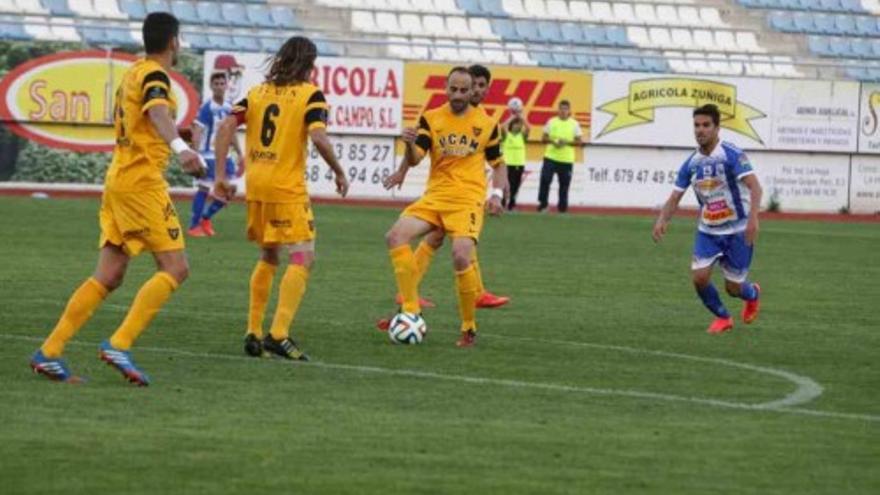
top-left (4, 333), bottom-right (877, 422)
top-left (25, 298), bottom-right (823, 409)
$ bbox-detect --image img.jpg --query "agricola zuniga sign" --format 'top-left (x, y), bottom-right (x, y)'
top-left (0, 50), bottom-right (198, 152)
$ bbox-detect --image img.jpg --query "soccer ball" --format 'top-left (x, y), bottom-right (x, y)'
top-left (388, 312), bottom-right (427, 345)
top-left (507, 97), bottom-right (524, 112)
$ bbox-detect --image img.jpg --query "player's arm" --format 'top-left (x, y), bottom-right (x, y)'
top-left (148, 105), bottom-right (203, 177)
top-left (231, 128), bottom-right (245, 174)
top-left (142, 70), bottom-right (204, 177)
top-left (383, 155), bottom-right (411, 190)
top-left (306, 90), bottom-right (348, 197)
top-left (403, 116), bottom-right (430, 167)
top-left (213, 98), bottom-right (246, 199)
top-left (653, 189), bottom-right (685, 243)
top-left (741, 173), bottom-right (762, 246)
top-left (189, 124), bottom-right (203, 151)
top-left (485, 124), bottom-right (507, 216)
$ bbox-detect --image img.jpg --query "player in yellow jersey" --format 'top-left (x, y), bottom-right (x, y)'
top-left (381, 65), bottom-right (510, 316)
top-left (212, 36), bottom-right (349, 360)
top-left (29, 13), bottom-right (205, 385)
top-left (384, 67), bottom-right (507, 348)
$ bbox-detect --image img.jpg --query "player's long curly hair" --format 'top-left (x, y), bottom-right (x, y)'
top-left (265, 36), bottom-right (317, 86)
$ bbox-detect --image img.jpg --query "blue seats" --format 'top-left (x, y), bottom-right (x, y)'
top-left (793, 12), bottom-right (815, 32)
top-left (0, 22), bottom-right (31, 41)
top-left (490, 18), bottom-right (517, 40)
top-left (456, 0), bottom-right (481, 15)
top-left (807, 35), bottom-right (832, 55)
top-left (196, 2), bottom-right (223, 25)
top-left (171, 1), bottom-right (199, 24)
top-left (270, 5), bottom-right (299, 28)
top-left (560, 22), bottom-right (582, 43)
top-left (145, 0), bottom-right (170, 14)
top-left (850, 38), bottom-right (873, 58)
top-left (643, 56), bottom-right (669, 73)
top-left (537, 21), bottom-right (562, 43)
top-left (316, 40), bottom-right (342, 56)
top-left (769, 12), bottom-right (795, 32)
top-left (514, 19), bottom-right (541, 42)
top-left (186, 32), bottom-right (210, 50)
top-left (828, 36), bottom-right (850, 56)
top-left (551, 52), bottom-right (578, 68)
top-left (840, 0), bottom-right (865, 12)
top-left (582, 25), bottom-right (607, 45)
top-left (834, 14), bottom-right (856, 34)
top-left (81, 26), bottom-right (110, 44)
top-left (233, 35), bottom-right (260, 51)
top-left (529, 49), bottom-right (554, 66)
top-left (260, 36), bottom-right (281, 53)
top-left (247, 4), bottom-right (275, 28)
top-left (478, 0), bottom-right (505, 16)
top-left (42, 0), bottom-right (75, 16)
top-left (605, 26), bottom-right (630, 47)
top-left (120, 0), bottom-right (147, 19)
top-left (207, 33), bottom-right (233, 49)
top-left (107, 28), bottom-right (135, 46)
top-left (599, 55), bottom-right (625, 70)
top-left (855, 16), bottom-right (879, 36)
top-left (222, 2), bottom-right (251, 27)
top-left (814, 14), bottom-right (836, 34)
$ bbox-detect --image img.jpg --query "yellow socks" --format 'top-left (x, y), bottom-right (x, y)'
top-left (41, 277), bottom-right (108, 358)
top-left (389, 245), bottom-right (421, 313)
top-left (455, 265), bottom-right (479, 332)
top-left (471, 249), bottom-right (485, 295)
top-left (109, 272), bottom-right (178, 350)
top-left (248, 260), bottom-right (277, 337)
top-left (268, 265), bottom-right (309, 340)
top-left (413, 240), bottom-right (437, 286)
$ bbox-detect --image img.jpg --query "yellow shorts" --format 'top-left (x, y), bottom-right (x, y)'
top-left (401, 196), bottom-right (484, 241)
top-left (247, 201), bottom-right (315, 246)
top-left (98, 188), bottom-right (185, 256)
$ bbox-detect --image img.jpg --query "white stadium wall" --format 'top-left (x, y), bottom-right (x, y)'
top-left (2, 51), bottom-right (880, 214)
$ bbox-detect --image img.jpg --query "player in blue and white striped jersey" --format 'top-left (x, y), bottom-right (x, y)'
top-left (188, 72), bottom-right (244, 237)
top-left (653, 104), bottom-right (763, 335)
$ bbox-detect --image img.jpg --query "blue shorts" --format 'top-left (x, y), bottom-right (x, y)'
top-left (691, 231), bottom-right (753, 283)
top-left (197, 157), bottom-right (236, 187)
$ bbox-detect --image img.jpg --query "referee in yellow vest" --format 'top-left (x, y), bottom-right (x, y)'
top-left (538, 100), bottom-right (582, 213)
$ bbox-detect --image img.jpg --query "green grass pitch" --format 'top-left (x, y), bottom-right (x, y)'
top-left (0, 196), bottom-right (877, 494)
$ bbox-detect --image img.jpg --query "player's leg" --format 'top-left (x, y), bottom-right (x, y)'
top-left (692, 232), bottom-right (733, 334)
top-left (246, 246), bottom-right (279, 348)
top-left (100, 189), bottom-right (188, 385)
top-left (393, 228), bottom-right (440, 309)
top-left (451, 237), bottom-right (479, 347)
top-left (557, 163), bottom-right (573, 213)
top-left (31, 244), bottom-right (128, 382)
top-left (385, 216), bottom-right (435, 314)
top-left (98, 249), bottom-right (187, 386)
top-left (721, 233), bottom-right (761, 324)
top-left (262, 242), bottom-right (313, 361)
top-left (199, 158), bottom-right (237, 234)
top-left (189, 158), bottom-right (215, 235)
top-left (537, 158), bottom-right (554, 212)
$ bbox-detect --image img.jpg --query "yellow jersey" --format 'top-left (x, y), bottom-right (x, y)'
top-left (232, 82), bottom-right (328, 203)
top-left (414, 104), bottom-right (502, 205)
top-left (105, 59), bottom-right (177, 192)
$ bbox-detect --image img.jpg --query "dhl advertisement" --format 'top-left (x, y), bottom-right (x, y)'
top-left (0, 50), bottom-right (198, 152)
top-left (402, 63), bottom-right (591, 138)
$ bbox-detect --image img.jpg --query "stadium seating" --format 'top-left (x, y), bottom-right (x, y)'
top-left (0, 0), bottom-right (875, 79)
